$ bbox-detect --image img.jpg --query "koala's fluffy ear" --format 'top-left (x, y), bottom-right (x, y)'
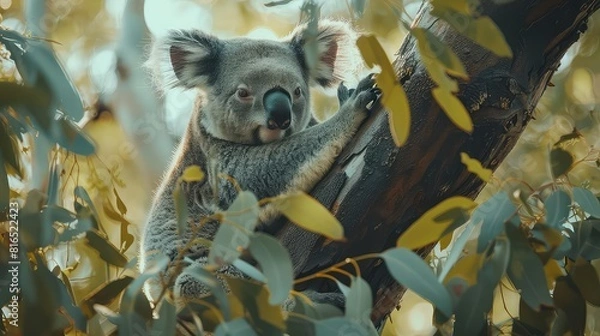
top-left (289, 20), bottom-right (360, 88)
top-left (148, 30), bottom-right (222, 90)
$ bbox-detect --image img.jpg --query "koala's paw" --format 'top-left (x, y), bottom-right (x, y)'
top-left (338, 73), bottom-right (382, 117)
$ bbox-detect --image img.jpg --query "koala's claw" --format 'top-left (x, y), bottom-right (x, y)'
top-left (356, 73), bottom-right (376, 92)
top-left (337, 82), bottom-right (350, 105)
top-left (337, 73), bottom-right (381, 115)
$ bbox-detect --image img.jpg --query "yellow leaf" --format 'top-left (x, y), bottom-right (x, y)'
top-left (543, 259), bottom-right (564, 289)
top-left (439, 231), bottom-right (453, 250)
top-left (397, 196), bottom-right (477, 249)
top-left (443, 254), bottom-right (482, 285)
top-left (432, 87), bottom-right (473, 133)
top-left (357, 34), bottom-right (411, 147)
top-left (272, 192), bottom-right (344, 241)
top-left (422, 57), bottom-right (458, 93)
top-left (180, 165), bottom-right (205, 183)
top-left (432, 8), bottom-right (513, 58)
top-left (473, 17), bottom-right (513, 58)
top-left (431, 0), bottom-right (472, 15)
top-left (460, 152), bottom-right (492, 182)
top-left (412, 28), bottom-right (468, 80)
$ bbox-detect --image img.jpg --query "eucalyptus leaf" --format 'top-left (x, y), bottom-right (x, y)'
top-left (380, 248), bottom-right (453, 317)
top-left (232, 258), bottom-right (267, 283)
top-left (85, 230), bottom-right (128, 267)
top-left (550, 148), bottom-right (573, 178)
top-left (571, 258), bottom-right (600, 306)
top-left (225, 277), bottom-right (286, 332)
top-left (173, 185), bottom-right (189, 237)
top-left (151, 300), bottom-right (176, 336)
top-left (80, 276), bottom-right (134, 318)
top-left (180, 264), bottom-right (231, 321)
top-left (314, 317), bottom-right (374, 336)
top-left (248, 233), bottom-right (293, 305)
top-left (474, 191), bottom-right (516, 252)
top-left (544, 190), bottom-right (571, 228)
top-left (505, 223), bottom-right (553, 310)
top-left (215, 318), bottom-right (257, 336)
top-left (453, 281), bottom-right (493, 335)
top-left (573, 187), bottom-right (600, 218)
top-left (345, 277), bottom-right (373, 330)
top-left (552, 276), bottom-right (586, 335)
top-left (209, 191), bottom-right (259, 265)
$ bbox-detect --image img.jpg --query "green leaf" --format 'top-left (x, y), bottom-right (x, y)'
top-left (232, 258), bottom-right (267, 283)
top-left (85, 230), bottom-right (128, 267)
top-left (550, 148), bottom-right (573, 178)
top-left (480, 237), bottom-right (511, 286)
top-left (438, 217), bottom-right (478, 281)
top-left (570, 258), bottom-right (600, 306)
top-left (54, 114), bottom-right (95, 156)
top-left (215, 318), bottom-right (257, 336)
top-left (544, 190), bottom-right (571, 228)
top-left (80, 276), bottom-right (134, 318)
top-left (380, 247), bottom-right (453, 317)
top-left (454, 237), bottom-right (510, 335)
top-left (272, 191), bottom-right (344, 241)
top-left (0, 115), bottom-right (23, 177)
top-left (314, 317), bottom-right (373, 336)
top-left (151, 300), bottom-right (177, 336)
top-left (286, 315), bottom-right (315, 336)
top-left (9, 37), bottom-right (84, 120)
top-left (120, 254), bottom-right (169, 321)
top-left (248, 233), bottom-right (293, 306)
top-left (181, 264), bottom-right (232, 321)
top-left (345, 277), bottom-right (373, 329)
top-left (225, 277), bottom-right (286, 333)
top-left (351, 0), bottom-right (367, 18)
top-left (505, 222), bottom-right (553, 310)
top-left (567, 220), bottom-right (600, 260)
top-left (474, 191), bottom-right (516, 252)
top-left (552, 276), bottom-right (586, 335)
top-left (209, 190), bottom-right (259, 265)
top-left (573, 187), bottom-right (600, 218)
top-left (0, 82), bottom-right (51, 111)
top-left (74, 186), bottom-right (99, 222)
top-left (453, 280), bottom-right (493, 335)
top-left (516, 298), bottom-right (554, 335)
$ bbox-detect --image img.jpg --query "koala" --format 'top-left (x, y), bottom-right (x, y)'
top-left (140, 20), bottom-right (380, 308)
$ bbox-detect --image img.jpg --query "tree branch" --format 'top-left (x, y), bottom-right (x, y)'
top-left (274, 0), bottom-right (600, 325)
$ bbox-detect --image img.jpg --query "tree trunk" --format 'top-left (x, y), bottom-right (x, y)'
top-left (273, 0), bottom-right (600, 326)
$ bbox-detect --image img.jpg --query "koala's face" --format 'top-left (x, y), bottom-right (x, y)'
top-left (152, 20), bottom-right (358, 144)
top-left (201, 40), bottom-right (311, 144)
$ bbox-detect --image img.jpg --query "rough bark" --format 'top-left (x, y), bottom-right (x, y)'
top-left (273, 0), bottom-right (600, 326)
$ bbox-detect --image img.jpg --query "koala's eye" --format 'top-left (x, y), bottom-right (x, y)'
top-left (293, 87), bottom-right (302, 97)
top-left (237, 87), bottom-right (250, 99)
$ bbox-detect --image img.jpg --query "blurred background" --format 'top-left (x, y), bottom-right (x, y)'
top-left (1, 0), bottom-right (599, 335)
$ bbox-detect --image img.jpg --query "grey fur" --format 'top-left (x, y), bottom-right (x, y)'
top-left (140, 20), bottom-right (379, 307)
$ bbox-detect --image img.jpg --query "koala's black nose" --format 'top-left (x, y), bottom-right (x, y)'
top-left (263, 88), bottom-right (291, 130)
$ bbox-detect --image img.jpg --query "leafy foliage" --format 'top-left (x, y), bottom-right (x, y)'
top-left (1, 0), bottom-right (599, 335)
